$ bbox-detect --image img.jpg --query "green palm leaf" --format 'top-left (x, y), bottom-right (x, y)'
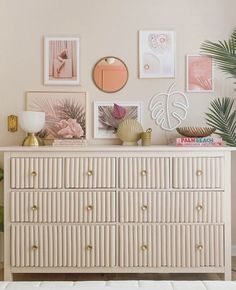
top-left (201, 29), bottom-right (236, 78)
top-left (206, 97), bottom-right (236, 146)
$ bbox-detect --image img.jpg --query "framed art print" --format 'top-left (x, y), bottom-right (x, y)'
top-left (44, 37), bottom-right (80, 85)
top-left (94, 101), bottom-right (142, 139)
top-left (139, 30), bottom-right (175, 78)
top-left (186, 55), bottom-right (214, 92)
top-left (26, 91), bottom-right (87, 140)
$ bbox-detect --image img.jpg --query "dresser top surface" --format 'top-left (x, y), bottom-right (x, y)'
top-left (0, 145), bottom-right (234, 152)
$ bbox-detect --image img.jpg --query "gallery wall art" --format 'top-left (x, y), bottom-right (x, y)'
top-left (186, 55), bottom-right (214, 92)
top-left (26, 91), bottom-right (87, 140)
top-left (94, 101), bottom-right (142, 138)
top-left (139, 30), bottom-right (175, 78)
top-left (44, 37), bottom-right (80, 85)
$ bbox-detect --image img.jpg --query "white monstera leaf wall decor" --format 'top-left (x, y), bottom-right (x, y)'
top-left (149, 83), bottom-right (189, 131)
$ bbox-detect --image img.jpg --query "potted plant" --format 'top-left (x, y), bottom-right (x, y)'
top-left (201, 29), bottom-right (236, 146)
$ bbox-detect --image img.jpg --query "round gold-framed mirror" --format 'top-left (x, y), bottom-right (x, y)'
top-left (92, 56), bottom-right (128, 93)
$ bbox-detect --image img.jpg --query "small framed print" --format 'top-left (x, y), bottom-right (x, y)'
top-left (26, 91), bottom-right (87, 141)
top-left (186, 55), bottom-right (214, 92)
top-left (139, 30), bottom-right (175, 78)
top-left (94, 101), bottom-right (142, 139)
top-left (44, 37), bottom-right (80, 85)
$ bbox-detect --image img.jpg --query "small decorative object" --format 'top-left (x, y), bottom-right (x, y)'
top-left (117, 119), bottom-right (143, 146)
top-left (186, 55), bottom-right (214, 92)
top-left (139, 30), bottom-right (175, 78)
top-left (7, 115), bottom-right (18, 132)
top-left (149, 83), bottom-right (189, 131)
top-left (94, 101), bottom-right (142, 138)
top-left (206, 97), bottom-right (236, 146)
top-left (19, 111), bottom-right (45, 146)
top-left (176, 126), bottom-right (215, 138)
top-left (26, 91), bottom-right (87, 141)
top-left (44, 37), bottom-right (80, 85)
top-left (176, 136), bottom-right (223, 147)
top-left (141, 128), bottom-right (152, 146)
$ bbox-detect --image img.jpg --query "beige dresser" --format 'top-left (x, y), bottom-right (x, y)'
top-left (2, 146), bottom-right (232, 280)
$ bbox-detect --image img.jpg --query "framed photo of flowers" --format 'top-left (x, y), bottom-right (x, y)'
top-left (186, 55), bottom-right (214, 92)
top-left (26, 91), bottom-right (87, 141)
top-left (139, 30), bottom-right (175, 78)
top-left (94, 101), bottom-right (142, 139)
top-left (44, 37), bottom-right (80, 85)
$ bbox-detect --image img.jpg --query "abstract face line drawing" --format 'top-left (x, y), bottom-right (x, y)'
top-left (149, 83), bottom-right (189, 131)
top-left (139, 30), bottom-right (175, 78)
top-left (186, 55), bottom-right (214, 92)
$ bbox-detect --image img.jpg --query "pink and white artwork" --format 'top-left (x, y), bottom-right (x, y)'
top-left (44, 37), bottom-right (80, 85)
top-left (27, 91), bottom-right (87, 140)
top-left (94, 101), bottom-right (142, 138)
top-left (186, 55), bottom-right (214, 92)
top-left (139, 31), bottom-right (175, 78)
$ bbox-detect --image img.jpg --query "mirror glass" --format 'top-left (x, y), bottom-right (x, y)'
top-left (93, 57), bottom-right (128, 93)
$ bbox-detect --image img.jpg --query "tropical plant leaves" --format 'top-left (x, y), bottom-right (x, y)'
top-left (201, 29), bottom-right (236, 78)
top-left (206, 97), bottom-right (236, 146)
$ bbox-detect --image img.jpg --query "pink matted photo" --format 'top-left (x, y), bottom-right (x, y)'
top-left (26, 91), bottom-right (87, 141)
top-left (186, 55), bottom-right (214, 92)
top-left (44, 37), bottom-right (80, 85)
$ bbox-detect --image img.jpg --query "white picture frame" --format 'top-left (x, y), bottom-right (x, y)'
top-left (94, 101), bottom-right (143, 139)
top-left (186, 54), bottom-right (214, 92)
top-left (44, 36), bottom-right (80, 85)
top-left (139, 30), bottom-right (175, 78)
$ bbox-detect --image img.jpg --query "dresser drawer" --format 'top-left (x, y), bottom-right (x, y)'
top-left (10, 191), bottom-right (116, 223)
top-left (119, 157), bottom-right (170, 189)
top-left (119, 224), bottom-right (224, 268)
top-left (11, 224), bottom-right (116, 268)
top-left (172, 157), bottom-right (224, 189)
top-left (119, 191), bottom-right (223, 223)
top-left (10, 157), bottom-right (63, 189)
top-left (65, 157), bottom-right (116, 188)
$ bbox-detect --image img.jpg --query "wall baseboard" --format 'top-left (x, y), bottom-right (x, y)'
top-left (232, 245), bottom-right (236, 256)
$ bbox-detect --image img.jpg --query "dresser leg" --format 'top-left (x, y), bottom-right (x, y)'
top-left (224, 270), bottom-right (232, 281)
top-left (4, 269), bottom-right (13, 281)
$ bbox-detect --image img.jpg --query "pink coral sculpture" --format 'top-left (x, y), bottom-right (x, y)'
top-left (57, 118), bottom-right (84, 138)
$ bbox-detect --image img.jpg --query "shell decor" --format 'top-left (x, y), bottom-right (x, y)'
top-left (176, 126), bottom-right (216, 138)
top-left (117, 119), bottom-right (143, 146)
top-left (149, 83), bottom-right (189, 131)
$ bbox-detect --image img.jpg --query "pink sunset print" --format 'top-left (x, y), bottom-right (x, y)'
top-left (187, 55), bottom-right (213, 92)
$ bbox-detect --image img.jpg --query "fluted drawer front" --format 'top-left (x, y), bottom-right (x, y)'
top-left (119, 191), bottom-right (223, 223)
top-left (65, 157), bottom-right (116, 188)
top-left (119, 157), bottom-right (170, 189)
top-left (10, 157), bottom-right (63, 189)
top-left (10, 191), bottom-right (116, 223)
top-left (11, 225), bottom-right (116, 267)
top-left (119, 224), bottom-right (224, 268)
top-left (172, 157), bottom-right (224, 189)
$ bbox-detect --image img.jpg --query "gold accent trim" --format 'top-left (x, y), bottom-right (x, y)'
top-left (31, 171), bottom-right (37, 177)
top-left (32, 245), bottom-right (38, 250)
top-left (87, 170), bottom-right (93, 176)
top-left (31, 205), bottom-right (38, 211)
top-left (87, 205), bottom-right (93, 211)
top-left (141, 170), bottom-right (147, 176)
top-left (141, 245), bottom-right (148, 251)
top-left (141, 205), bottom-right (148, 211)
top-left (86, 245), bottom-right (93, 250)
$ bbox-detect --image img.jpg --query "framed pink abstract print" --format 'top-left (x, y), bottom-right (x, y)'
top-left (139, 30), bottom-right (175, 78)
top-left (26, 91), bottom-right (87, 141)
top-left (186, 55), bottom-right (214, 92)
top-left (44, 37), bottom-right (80, 85)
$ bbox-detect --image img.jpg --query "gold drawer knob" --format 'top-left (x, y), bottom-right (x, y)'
top-left (141, 205), bottom-right (148, 211)
top-left (31, 171), bottom-right (37, 177)
top-left (86, 245), bottom-right (93, 251)
top-left (197, 244), bottom-right (203, 251)
top-left (31, 205), bottom-right (38, 211)
top-left (141, 244), bottom-right (148, 251)
top-left (141, 170), bottom-right (147, 176)
top-left (196, 170), bottom-right (203, 176)
top-left (87, 170), bottom-right (93, 176)
top-left (196, 204), bottom-right (203, 211)
top-left (32, 245), bottom-right (38, 251)
top-left (87, 205), bottom-right (93, 211)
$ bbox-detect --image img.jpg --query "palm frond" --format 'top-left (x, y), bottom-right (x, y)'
top-left (201, 29), bottom-right (236, 79)
top-left (206, 97), bottom-right (236, 146)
